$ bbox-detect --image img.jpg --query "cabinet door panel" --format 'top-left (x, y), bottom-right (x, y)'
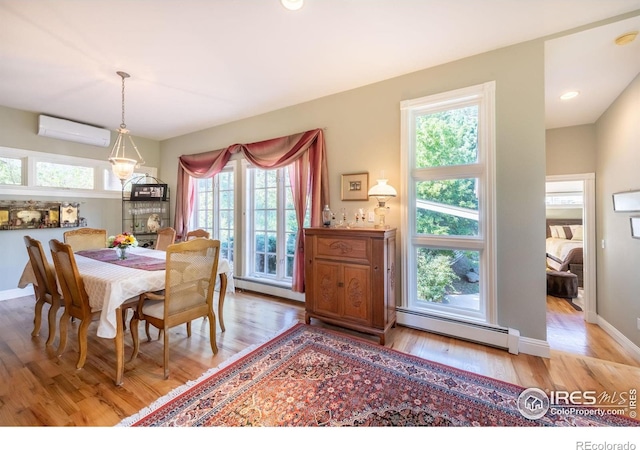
top-left (313, 261), bottom-right (341, 317)
top-left (342, 264), bottom-right (370, 323)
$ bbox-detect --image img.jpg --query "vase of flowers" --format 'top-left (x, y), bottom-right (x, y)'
top-left (107, 232), bottom-right (138, 260)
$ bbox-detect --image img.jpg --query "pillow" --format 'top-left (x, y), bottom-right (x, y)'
top-left (571, 225), bottom-right (583, 241)
top-left (550, 225), bottom-right (572, 239)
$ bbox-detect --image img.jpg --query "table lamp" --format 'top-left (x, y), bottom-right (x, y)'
top-left (368, 179), bottom-right (397, 229)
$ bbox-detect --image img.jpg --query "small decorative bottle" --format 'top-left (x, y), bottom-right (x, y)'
top-left (322, 205), bottom-right (332, 227)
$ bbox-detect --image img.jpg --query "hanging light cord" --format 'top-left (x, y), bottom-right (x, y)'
top-left (117, 71), bottom-right (130, 130)
top-left (109, 70), bottom-right (145, 171)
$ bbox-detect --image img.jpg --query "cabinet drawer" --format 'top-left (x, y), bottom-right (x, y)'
top-left (315, 236), bottom-right (370, 263)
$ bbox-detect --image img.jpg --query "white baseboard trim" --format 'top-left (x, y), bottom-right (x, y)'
top-left (397, 309), bottom-right (527, 355)
top-left (0, 286), bottom-right (33, 302)
top-left (234, 279), bottom-right (304, 303)
top-left (597, 315), bottom-right (640, 361)
top-left (518, 335), bottom-right (551, 358)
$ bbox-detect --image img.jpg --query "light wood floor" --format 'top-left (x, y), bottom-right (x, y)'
top-left (0, 290), bottom-right (638, 426)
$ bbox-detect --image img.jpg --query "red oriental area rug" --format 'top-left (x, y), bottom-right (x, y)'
top-left (118, 323), bottom-right (638, 427)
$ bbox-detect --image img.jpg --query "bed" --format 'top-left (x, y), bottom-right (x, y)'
top-left (546, 219), bottom-right (583, 286)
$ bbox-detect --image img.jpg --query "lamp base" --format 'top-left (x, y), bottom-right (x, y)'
top-left (374, 224), bottom-right (391, 229)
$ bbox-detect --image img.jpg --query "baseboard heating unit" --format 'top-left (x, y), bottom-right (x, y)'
top-left (396, 307), bottom-right (522, 355)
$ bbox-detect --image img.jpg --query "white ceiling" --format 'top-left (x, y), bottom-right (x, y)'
top-left (1, 0), bottom-right (639, 141)
top-left (545, 14), bottom-right (640, 129)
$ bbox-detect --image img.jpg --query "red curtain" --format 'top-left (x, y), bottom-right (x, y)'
top-left (174, 128), bottom-right (329, 292)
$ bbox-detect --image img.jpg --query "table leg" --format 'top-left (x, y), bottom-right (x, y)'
top-left (218, 273), bottom-right (227, 332)
top-left (114, 306), bottom-right (124, 386)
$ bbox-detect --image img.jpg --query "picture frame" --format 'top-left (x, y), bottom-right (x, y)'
top-left (341, 172), bottom-right (369, 201)
top-left (631, 217), bottom-right (640, 239)
top-left (130, 183), bottom-right (168, 202)
top-left (612, 190), bottom-right (640, 212)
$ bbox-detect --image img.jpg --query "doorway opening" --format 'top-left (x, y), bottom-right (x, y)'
top-left (545, 173), bottom-right (597, 352)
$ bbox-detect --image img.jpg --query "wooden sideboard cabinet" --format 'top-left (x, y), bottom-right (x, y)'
top-left (303, 227), bottom-right (397, 344)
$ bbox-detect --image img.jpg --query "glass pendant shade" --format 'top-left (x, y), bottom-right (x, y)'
top-left (110, 157), bottom-right (137, 181)
top-left (108, 71), bottom-right (144, 184)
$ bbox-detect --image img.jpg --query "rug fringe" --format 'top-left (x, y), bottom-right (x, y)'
top-left (116, 320), bottom-right (301, 427)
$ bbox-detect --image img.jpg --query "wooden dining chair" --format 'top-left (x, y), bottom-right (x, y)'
top-left (185, 228), bottom-right (210, 241)
top-left (23, 236), bottom-right (64, 346)
top-left (155, 227), bottom-right (176, 251)
top-left (49, 239), bottom-right (137, 369)
top-left (49, 239), bottom-right (100, 368)
top-left (130, 238), bottom-right (221, 379)
top-left (63, 228), bottom-right (107, 252)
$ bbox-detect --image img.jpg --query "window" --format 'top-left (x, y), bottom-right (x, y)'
top-left (0, 146), bottom-right (157, 198)
top-left (190, 160), bottom-right (308, 298)
top-left (36, 161), bottom-right (94, 189)
top-left (248, 166), bottom-right (300, 283)
top-left (545, 192), bottom-right (583, 208)
top-left (0, 156), bottom-right (22, 185)
top-left (401, 82), bottom-right (496, 325)
top-left (192, 165), bottom-right (235, 264)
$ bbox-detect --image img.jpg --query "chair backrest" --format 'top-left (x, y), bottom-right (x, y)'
top-left (63, 228), bottom-right (107, 252)
top-left (155, 227), bottom-right (176, 251)
top-left (24, 235), bottom-right (60, 303)
top-left (164, 239), bottom-right (221, 319)
top-left (49, 239), bottom-right (91, 320)
top-left (185, 229), bottom-right (210, 241)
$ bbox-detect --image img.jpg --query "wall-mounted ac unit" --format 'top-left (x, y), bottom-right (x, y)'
top-left (37, 115), bottom-right (111, 147)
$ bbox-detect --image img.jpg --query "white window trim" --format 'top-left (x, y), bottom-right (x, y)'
top-left (191, 160), bottom-right (239, 263)
top-left (237, 159), bottom-right (304, 302)
top-left (400, 81), bottom-right (497, 326)
top-left (0, 146), bottom-right (156, 199)
top-left (243, 164), bottom-right (292, 283)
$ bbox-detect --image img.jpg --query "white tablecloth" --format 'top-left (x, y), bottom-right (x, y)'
top-left (19, 246), bottom-right (234, 339)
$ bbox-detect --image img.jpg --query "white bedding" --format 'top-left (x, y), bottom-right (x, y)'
top-left (546, 237), bottom-right (582, 271)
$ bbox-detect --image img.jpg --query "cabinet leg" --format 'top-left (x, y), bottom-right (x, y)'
top-left (304, 313), bottom-right (311, 325)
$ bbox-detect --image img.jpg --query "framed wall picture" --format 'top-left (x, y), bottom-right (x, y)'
top-left (130, 183), bottom-right (168, 202)
top-left (612, 190), bottom-right (640, 212)
top-left (631, 217), bottom-right (640, 239)
top-left (341, 172), bottom-right (369, 201)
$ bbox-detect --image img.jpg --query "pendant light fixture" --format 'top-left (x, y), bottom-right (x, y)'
top-left (108, 71), bottom-right (144, 184)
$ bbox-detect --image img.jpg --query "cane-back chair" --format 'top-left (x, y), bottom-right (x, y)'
top-left (130, 238), bottom-right (221, 379)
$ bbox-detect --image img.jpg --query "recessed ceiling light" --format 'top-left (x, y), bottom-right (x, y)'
top-left (614, 31), bottom-right (638, 46)
top-left (281, 0), bottom-right (303, 11)
top-left (560, 91), bottom-right (580, 100)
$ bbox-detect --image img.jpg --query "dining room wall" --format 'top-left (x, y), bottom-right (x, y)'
top-left (159, 37), bottom-right (549, 344)
top-left (0, 105), bottom-right (161, 294)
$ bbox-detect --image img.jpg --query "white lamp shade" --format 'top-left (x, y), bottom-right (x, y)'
top-left (109, 157), bottom-right (137, 181)
top-left (368, 179), bottom-right (397, 198)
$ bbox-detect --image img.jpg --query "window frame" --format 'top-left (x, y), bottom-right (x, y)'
top-left (0, 146), bottom-right (157, 198)
top-left (400, 82), bottom-right (497, 325)
top-left (243, 163), bottom-right (298, 286)
top-left (191, 160), bottom-right (238, 264)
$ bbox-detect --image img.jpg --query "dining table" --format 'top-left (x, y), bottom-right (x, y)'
top-left (18, 245), bottom-right (234, 386)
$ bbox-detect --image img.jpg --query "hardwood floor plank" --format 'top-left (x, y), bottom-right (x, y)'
top-left (0, 291), bottom-right (637, 426)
